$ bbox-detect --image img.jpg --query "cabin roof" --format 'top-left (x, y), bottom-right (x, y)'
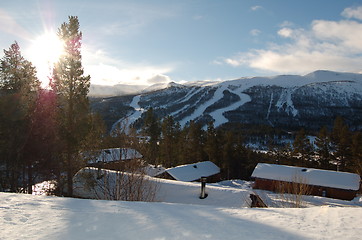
top-left (88, 148), bottom-right (143, 164)
top-left (251, 163), bottom-right (360, 191)
top-left (165, 161), bottom-right (220, 182)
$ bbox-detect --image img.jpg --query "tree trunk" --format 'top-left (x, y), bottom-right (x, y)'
top-left (66, 151), bottom-right (73, 197)
top-left (27, 162), bottom-right (33, 194)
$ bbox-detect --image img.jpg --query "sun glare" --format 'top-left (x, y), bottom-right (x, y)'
top-left (28, 31), bottom-right (64, 87)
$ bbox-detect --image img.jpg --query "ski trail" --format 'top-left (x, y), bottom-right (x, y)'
top-left (275, 89), bottom-right (298, 116)
top-left (111, 95), bottom-right (144, 134)
top-left (266, 92), bottom-right (273, 120)
top-left (179, 85), bottom-right (227, 127)
top-left (150, 87), bottom-right (204, 117)
top-left (209, 87), bottom-right (251, 127)
top-left (176, 87), bottom-right (203, 104)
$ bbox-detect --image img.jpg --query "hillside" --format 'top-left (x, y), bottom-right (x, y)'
top-left (91, 70), bottom-right (362, 132)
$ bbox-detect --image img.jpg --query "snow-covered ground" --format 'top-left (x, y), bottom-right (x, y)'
top-left (1, 191), bottom-right (362, 240)
top-left (2, 176), bottom-right (362, 240)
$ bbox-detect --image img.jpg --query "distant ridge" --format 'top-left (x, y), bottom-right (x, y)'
top-left (91, 70), bottom-right (362, 132)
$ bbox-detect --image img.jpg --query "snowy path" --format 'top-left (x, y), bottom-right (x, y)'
top-left (1, 193), bottom-right (362, 240)
top-left (111, 95), bottom-right (143, 133)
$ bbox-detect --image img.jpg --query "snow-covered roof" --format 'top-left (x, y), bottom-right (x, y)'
top-left (165, 161), bottom-right (220, 182)
top-left (251, 163), bottom-right (361, 191)
top-left (88, 148), bottom-right (143, 164)
top-left (143, 165), bottom-right (166, 177)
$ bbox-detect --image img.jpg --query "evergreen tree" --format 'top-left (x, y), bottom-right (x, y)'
top-left (23, 89), bottom-right (59, 194)
top-left (204, 122), bottom-right (220, 166)
top-left (315, 126), bottom-right (331, 169)
top-left (0, 42), bottom-right (40, 93)
top-left (336, 125), bottom-right (351, 170)
top-left (293, 128), bottom-right (313, 165)
top-left (177, 126), bottom-right (189, 165)
top-left (52, 16), bottom-right (91, 196)
top-left (159, 115), bottom-right (179, 167)
top-left (351, 132), bottom-right (362, 175)
top-left (186, 121), bottom-right (205, 163)
top-left (331, 116), bottom-right (344, 145)
top-left (142, 108), bottom-right (160, 165)
top-left (0, 42), bottom-right (40, 192)
top-left (221, 131), bottom-right (235, 179)
top-left (331, 117), bottom-right (351, 170)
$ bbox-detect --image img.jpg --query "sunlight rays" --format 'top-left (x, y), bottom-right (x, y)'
top-left (27, 30), bottom-right (64, 87)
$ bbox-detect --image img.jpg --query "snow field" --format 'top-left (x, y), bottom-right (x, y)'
top-left (1, 192), bottom-right (362, 240)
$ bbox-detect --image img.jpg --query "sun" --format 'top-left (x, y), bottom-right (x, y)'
top-left (28, 30), bottom-right (64, 87)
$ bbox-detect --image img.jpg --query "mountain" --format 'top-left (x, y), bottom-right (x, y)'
top-left (90, 70), bottom-right (362, 132)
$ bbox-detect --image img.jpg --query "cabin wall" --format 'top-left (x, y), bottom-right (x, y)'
top-left (253, 178), bottom-right (357, 201)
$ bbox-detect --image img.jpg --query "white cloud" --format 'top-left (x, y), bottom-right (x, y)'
top-left (279, 21), bottom-right (294, 28)
top-left (312, 19), bottom-right (362, 51)
top-left (342, 6), bottom-right (362, 20)
top-left (82, 45), bottom-right (173, 86)
top-left (146, 74), bottom-right (171, 84)
top-left (0, 9), bottom-right (31, 40)
top-left (250, 29), bottom-right (261, 36)
top-left (223, 6), bottom-right (362, 74)
top-left (277, 28), bottom-right (293, 38)
top-left (251, 5), bottom-right (262, 11)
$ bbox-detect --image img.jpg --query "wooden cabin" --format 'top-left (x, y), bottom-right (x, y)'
top-left (87, 148), bottom-right (143, 171)
top-left (251, 163), bottom-right (360, 201)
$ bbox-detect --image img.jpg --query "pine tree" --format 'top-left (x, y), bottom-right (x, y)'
top-left (159, 115), bottom-right (179, 167)
top-left (204, 122), bottom-right (220, 166)
top-left (336, 125), bottom-right (351, 170)
top-left (0, 42), bottom-right (40, 192)
top-left (315, 126), bottom-right (331, 169)
top-left (351, 132), bottom-right (362, 175)
top-left (331, 117), bottom-right (351, 170)
top-left (186, 121), bottom-right (205, 163)
top-left (52, 16), bottom-right (91, 196)
top-left (142, 108), bottom-right (160, 165)
top-left (221, 131), bottom-right (235, 179)
top-left (0, 42), bottom-right (40, 93)
top-left (23, 89), bottom-right (59, 194)
top-left (293, 128), bottom-right (313, 165)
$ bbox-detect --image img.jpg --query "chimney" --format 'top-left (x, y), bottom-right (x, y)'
top-left (199, 177), bottom-right (208, 199)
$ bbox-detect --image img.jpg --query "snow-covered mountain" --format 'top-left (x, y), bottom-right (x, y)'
top-left (91, 70), bottom-right (362, 132)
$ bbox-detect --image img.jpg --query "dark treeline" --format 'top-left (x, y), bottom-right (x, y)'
top-left (138, 108), bottom-right (362, 180)
top-left (138, 108), bottom-right (261, 180)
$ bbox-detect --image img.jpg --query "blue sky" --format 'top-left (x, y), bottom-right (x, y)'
top-left (1, 0), bottom-right (362, 86)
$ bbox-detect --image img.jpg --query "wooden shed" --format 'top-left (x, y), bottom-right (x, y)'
top-left (251, 163), bottom-right (360, 201)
